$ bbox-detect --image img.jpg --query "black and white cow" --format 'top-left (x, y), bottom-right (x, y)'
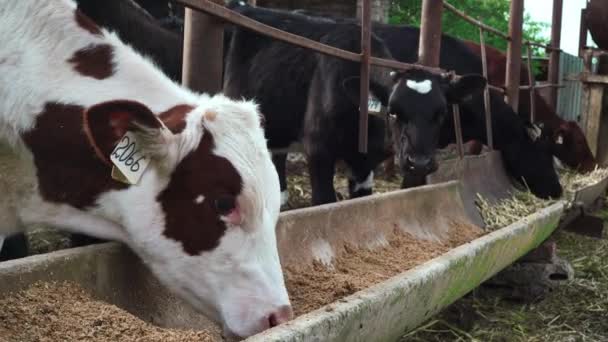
top-left (223, 2), bottom-right (486, 205)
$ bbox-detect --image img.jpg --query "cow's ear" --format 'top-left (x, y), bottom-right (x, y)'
top-left (340, 75), bottom-right (362, 106)
top-left (445, 74), bottom-right (486, 104)
top-left (83, 100), bottom-right (170, 161)
top-left (554, 126), bottom-right (566, 145)
top-left (389, 70), bottom-right (404, 82)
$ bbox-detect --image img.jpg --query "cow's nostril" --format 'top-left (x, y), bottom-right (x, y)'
top-left (268, 313), bottom-right (279, 328)
top-left (268, 305), bottom-right (293, 328)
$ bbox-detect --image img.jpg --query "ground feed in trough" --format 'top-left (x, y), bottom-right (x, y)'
top-left (284, 222), bottom-right (482, 316)
top-left (0, 282), bottom-right (220, 342)
top-left (0, 221), bottom-right (482, 342)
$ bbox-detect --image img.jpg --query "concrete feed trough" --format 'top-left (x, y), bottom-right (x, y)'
top-left (0, 181), bottom-right (565, 341)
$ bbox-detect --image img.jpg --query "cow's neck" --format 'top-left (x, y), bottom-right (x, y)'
top-left (368, 65), bottom-right (392, 105)
top-left (0, 0), bottom-right (196, 137)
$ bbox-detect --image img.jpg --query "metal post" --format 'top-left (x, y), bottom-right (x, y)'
top-left (505, 0), bottom-right (524, 111)
top-left (452, 104), bottom-right (465, 159)
top-left (182, 3), bottom-right (224, 94)
top-left (548, 0), bottom-right (563, 110)
top-left (479, 27), bottom-right (493, 150)
top-left (358, 0), bottom-right (372, 153)
top-left (418, 0), bottom-right (444, 67)
top-left (526, 43), bottom-right (536, 123)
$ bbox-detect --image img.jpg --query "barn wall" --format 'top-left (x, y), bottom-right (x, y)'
top-left (557, 51), bottom-right (584, 122)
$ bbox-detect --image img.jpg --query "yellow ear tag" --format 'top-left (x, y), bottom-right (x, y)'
top-left (109, 131), bottom-right (151, 185)
top-left (111, 165), bottom-right (132, 185)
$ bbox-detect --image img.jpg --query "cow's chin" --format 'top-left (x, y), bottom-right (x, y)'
top-left (400, 171), bottom-right (429, 189)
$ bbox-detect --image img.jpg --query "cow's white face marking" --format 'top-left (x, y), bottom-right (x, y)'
top-left (353, 171), bottom-right (374, 192)
top-left (406, 79), bottom-right (432, 94)
top-left (556, 134), bottom-right (564, 145)
top-left (194, 194), bottom-right (205, 204)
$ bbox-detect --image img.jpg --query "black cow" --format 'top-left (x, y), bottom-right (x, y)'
top-left (0, 234), bottom-right (28, 262)
top-left (76, 0), bottom-right (184, 81)
top-left (281, 7), bottom-right (563, 199)
top-left (224, 2), bottom-right (485, 204)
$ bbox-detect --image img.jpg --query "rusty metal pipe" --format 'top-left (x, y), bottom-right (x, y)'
top-left (359, 0), bottom-right (371, 153)
top-left (548, 0), bottom-right (563, 110)
top-left (479, 27), bottom-right (493, 150)
top-left (418, 0), bottom-right (444, 67)
top-left (505, 0), bottom-right (524, 111)
top-left (443, 1), bottom-right (509, 41)
top-left (452, 104), bottom-right (465, 159)
top-left (526, 43), bottom-right (536, 123)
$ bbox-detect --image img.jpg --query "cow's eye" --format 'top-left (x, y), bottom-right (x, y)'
top-left (215, 196), bottom-right (236, 215)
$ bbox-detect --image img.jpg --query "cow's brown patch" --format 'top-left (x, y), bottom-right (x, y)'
top-left (159, 105), bottom-right (194, 134)
top-left (21, 103), bottom-right (128, 209)
top-left (75, 9), bottom-right (102, 36)
top-left (158, 132), bottom-right (243, 255)
top-left (68, 44), bottom-right (115, 80)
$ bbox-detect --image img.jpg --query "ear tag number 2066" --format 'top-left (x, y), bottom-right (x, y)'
top-left (110, 132), bottom-right (151, 185)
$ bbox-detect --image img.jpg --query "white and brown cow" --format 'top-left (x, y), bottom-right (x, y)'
top-left (0, 0), bottom-right (291, 338)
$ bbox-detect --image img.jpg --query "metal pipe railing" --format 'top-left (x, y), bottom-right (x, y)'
top-left (526, 42), bottom-right (537, 123)
top-left (358, 0), bottom-right (372, 153)
top-left (479, 27), bottom-right (494, 150)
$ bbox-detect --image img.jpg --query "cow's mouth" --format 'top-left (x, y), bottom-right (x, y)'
top-left (399, 155), bottom-right (438, 189)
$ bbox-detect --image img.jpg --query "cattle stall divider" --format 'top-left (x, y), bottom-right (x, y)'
top-left (174, 0), bottom-right (494, 157)
top-left (443, 0), bottom-right (564, 123)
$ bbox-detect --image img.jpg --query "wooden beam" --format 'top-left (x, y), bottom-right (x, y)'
top-left (582, 85), bottom-right (604, 157)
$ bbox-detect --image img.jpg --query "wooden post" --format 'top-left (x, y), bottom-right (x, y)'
top-left (579, 8), bottom-right (588, 57)
top-left (548, 0), bottom-right (563, 110)
top-left (505, 0), bottom-right (524, 111)
top-left (418, 0), bottom-right (444, 67)
top-left (582, 85), bottom-right (604, 157)
top-left (181, 3), bottom-right (224, 94)
top-left (358, 0), bottom-right (372, 153)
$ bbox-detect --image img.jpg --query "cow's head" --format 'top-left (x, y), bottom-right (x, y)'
top-left (387, 69), bottom-right (486, 186)
top-left (551, 121), bottom-right (597, 173)
top-left (83, 96), bottom-right (291, 338)
top-left (507, 122), bottom-right (563, 198)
